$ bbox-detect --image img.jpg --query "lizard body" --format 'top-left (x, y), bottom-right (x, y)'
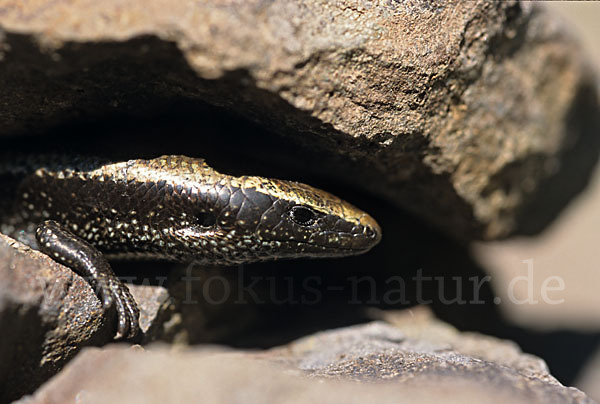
top-left (0, 155), bottom-right (381, 339)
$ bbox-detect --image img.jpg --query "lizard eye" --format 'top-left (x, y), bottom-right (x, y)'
top-left (288, 206), bottom-right (316, 226)
top-left (197, 211), bottom-right (217, 228)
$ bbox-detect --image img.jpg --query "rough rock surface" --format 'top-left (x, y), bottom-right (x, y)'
top-left (1, 0), bottom-right (598, 240)
top-left (0, 233), bottom-right (273, 400)
top-left (0, 234), bottom-right (173, 402)
top-left (0, 234), bottom-right (110, 403)
top-left (17, 310), bottom-right (596, 404)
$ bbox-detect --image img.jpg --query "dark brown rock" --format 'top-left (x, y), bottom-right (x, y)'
top-left (0, 234), bottom-right (110, 403)
top-left (0, 234), bottom-right (174, 401)
top-left (127, 284), bottom-right (174, 342)
top-left (16, 310), bottom-right (596, 404)
top-left (0, 1), bottom-right (597, 239)
top-left (0, 232), bottom-right (274, 400)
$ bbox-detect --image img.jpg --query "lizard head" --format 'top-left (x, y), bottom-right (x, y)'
top-left (236, 177), bottom-right (381, 260)
top-left (172, 177), bottom-right (381, 265)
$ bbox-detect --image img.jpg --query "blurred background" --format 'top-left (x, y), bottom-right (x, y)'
top-left (473, 2), bottom-right (600, 399)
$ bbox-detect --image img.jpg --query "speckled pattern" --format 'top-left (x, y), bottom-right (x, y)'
top-left (0, 154), bottom-right (381, 338)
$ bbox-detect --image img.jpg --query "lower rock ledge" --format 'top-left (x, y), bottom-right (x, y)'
top-left (15, 309), bottom-right (596, 404)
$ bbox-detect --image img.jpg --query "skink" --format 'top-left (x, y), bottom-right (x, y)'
top-left (0, 155), bottom-right (381, 339)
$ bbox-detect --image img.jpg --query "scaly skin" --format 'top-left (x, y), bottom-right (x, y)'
top-left (0, 155), bottom-right (381, 339)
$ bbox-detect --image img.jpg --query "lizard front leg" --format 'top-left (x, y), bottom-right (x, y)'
top-left (35, 220), bottom-right (140, 340)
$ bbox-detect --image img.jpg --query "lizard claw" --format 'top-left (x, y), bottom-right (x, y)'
top-left (108, 277), bottom-right (141, 340)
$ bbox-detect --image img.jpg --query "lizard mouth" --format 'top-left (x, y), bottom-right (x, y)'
top-left (272, 235), bottom-right (379, 255)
